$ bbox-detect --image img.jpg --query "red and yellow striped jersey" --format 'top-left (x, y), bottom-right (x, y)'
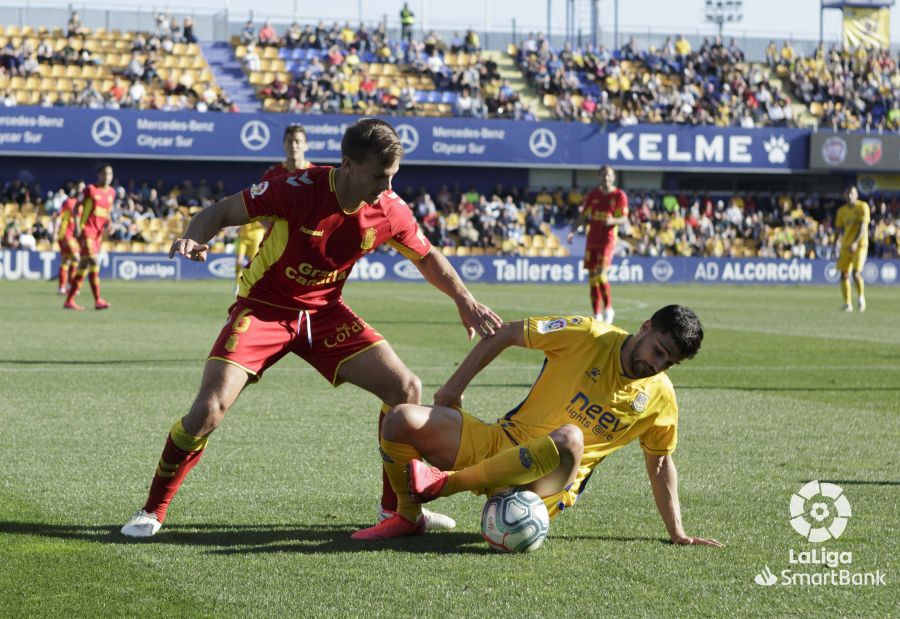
top-left (79, 184), bottom-right (115, 239)
top-left (238, 166), bottom-right (431, 310)
top-left (57, 197), bottom-right (80, 241)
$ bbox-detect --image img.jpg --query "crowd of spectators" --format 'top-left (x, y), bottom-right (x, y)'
top-left (787, 43), bottom-right (899, 131)
top-left (2, 174), bottom-right (898, 260)
top-left (517, 33), bottom-right (798, 127)
top-left (239, 19), bottom-right (537, 119)
top-left (0, 11), bottom-right (233, 112)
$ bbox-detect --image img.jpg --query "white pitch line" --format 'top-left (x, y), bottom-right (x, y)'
top-left (703, 322), bottom-right (900, 345)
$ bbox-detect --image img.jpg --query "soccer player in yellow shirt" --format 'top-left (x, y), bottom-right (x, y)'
top-left (834, 186), bottom-right (870, 312)
top-left (353, 305), bottom-right (723, 547)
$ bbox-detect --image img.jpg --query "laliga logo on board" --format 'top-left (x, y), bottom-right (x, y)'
top-left (789, 480), bottom-right (851, 543)
top-left (395, 124), bottom-right (419, 154)
top-left (528, 128), bottom-right (557, 158)
top-left (651, 259), bottom-right (674, 282)
top-left (821, 136), bottom-right (847, 166)
top-left (460, 258), bottom-right (485, 281)
top-left (240, 120), bottom-right (270, 151)
top-left (862, 262), bottom-right (880, 284)
top-left (118, 259), bottom-right (139, 280)
top-left (823, 262), bottom-right (840, 284)
top-left (880, 262), bottom-right (897, 285)
top-left (91, 116), bottom-right (123, 148)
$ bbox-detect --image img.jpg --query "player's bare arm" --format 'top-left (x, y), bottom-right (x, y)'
top-left (414, 247), bottom-right (502, 340)
top-left (433, 321), bottom-right (525, 408)
top-left (645, 452), bottom-right (724, 547)
top-left (566, 209), bottom-right (589, 243)
top-left (169, 193), bottom-right (251, 261)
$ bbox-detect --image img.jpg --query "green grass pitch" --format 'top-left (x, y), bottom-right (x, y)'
top-left (0, 279), bottom-right (897, 617)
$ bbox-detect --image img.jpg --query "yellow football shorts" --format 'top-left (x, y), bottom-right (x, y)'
top-left (453, 409), bottom-right (582, 519)
top-left (837, 244), bottom-right (867, 272)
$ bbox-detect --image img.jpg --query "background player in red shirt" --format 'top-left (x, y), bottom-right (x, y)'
top-left (233, 124), bottom-right (315, 293)
top-left (121, 119), bottom-right (502, 538)
top-left (567, 165), bottom-right (629, 324)
top-left (54, 181), bottom-right (84, 295)
top-left (64, 163), bottom-right (115, 310)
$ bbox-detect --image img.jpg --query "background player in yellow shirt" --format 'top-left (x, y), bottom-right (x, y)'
top-left (235, 124), bottom-right (313, 292)
top-left (353, 305), bottom-right (722, 547)
top-left (833, 186), bottom-right (870, 312)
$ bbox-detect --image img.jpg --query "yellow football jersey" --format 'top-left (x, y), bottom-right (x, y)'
top-left (238, 219), bottom-right (268, 244)
top-left (835, 200), bottom-right (871, 245)
top-left (500, 316), bottom-right (679, 485)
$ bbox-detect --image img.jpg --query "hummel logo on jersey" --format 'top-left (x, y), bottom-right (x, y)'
top-left (300, 226), bottom-right (324, 236)
top-left (286, 172), bottom-right (313, 187)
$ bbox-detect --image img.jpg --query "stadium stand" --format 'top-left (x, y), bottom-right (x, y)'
top-left (2, 175), bottom-right (898, 260)
top-left (0, 16), bottom-right (232, 111)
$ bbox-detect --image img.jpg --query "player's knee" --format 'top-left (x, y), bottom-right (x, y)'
top-left (382, 404), bottom-right (420, 441)
top-left (551, 424), bottom-right (584, 460)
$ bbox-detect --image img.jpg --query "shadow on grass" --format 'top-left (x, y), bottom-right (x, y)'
top-left (680, 385), bottom-right (897, 392)
top-left (0, 521), bottom-right (494, 555)
top-left (0, 359), bottom-right (196, 366)
top-left (808, 479), bottom-right (900, 487)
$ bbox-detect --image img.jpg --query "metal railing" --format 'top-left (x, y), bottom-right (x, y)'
top-left (0, 3), bottom-right (896, 62)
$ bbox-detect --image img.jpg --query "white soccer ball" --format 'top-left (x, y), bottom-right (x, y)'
top-left (481, 489), bottom-right (550, 553)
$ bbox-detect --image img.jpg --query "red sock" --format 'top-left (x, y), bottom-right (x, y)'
top-left (66, 271), bottom-right (85, 303)
top-left (600, 281), bottom-right (611, 310)
top-left (590, 284), bottom-right (602, 315)
top-left (59, 264), bottom-right (68, 289)
top-left (68, 263), bottom-right (77, 284)
top-left (142, 423), bottom-right (207, 522)
top-left (379, 407), bottom-right (398, 512)
top-left (88, 271), bottom-right (100, 300)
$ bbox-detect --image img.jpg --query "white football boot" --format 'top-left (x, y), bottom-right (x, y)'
top-left (378, 506), bottom-right (456, 531)
top-left (858, 296), bottom-right (866, 312)
top-left (603, 307), bottom-right (615, 324)
top-left (841, 303), bottom-right (853, 312)
top-left (121, 509), bottom-right (162, 537)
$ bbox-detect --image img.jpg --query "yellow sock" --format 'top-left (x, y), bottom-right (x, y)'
top-left (854, 275), bottom-right (864, 300)
top-left (840, 279), bottom-right (851, 305)
top-left (442, 435), bottom-right (560, 497)
top-left (380, 437), bottom-right (422, 522)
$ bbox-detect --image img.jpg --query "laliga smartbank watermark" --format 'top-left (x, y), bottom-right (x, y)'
top-left (754, 481), bottom-right (886, 587)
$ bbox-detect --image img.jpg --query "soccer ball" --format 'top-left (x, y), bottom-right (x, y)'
top-left (481, 489), bottom-right (550, 553)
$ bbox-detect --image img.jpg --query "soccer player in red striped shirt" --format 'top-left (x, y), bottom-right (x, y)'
top-left (567, 165), bottom-right (629, 324)
top-left (64, 164), bottom-right (114, 310)
top-left (121, 119), bottom-right (502, 538)
top-left (54, 182), bottom-right (83, 295)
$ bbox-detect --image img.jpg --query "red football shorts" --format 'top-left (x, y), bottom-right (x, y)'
top-left (78, 235), bottom-right (102, 258)
top-left (584, 243), bottom-right (615, 271)
top-left (58, 237), bottom-right (79, 259)
top-left (208, 298), bottom-right (385, 385)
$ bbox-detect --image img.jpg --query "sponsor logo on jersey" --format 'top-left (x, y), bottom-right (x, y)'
top-left (536, 318), bottom-right (566, 333)
top-left (567, 391), bottom-right (631, 439)
top-left (250, 181), bottom-right (269, 198)
top-left (300, 226), bottom-right (324, 236)
top-left (360, 227), bottom-right (377, 252)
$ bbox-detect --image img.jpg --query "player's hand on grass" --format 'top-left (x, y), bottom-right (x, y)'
top-left (458, 299), bottom-right (502, 340)
top-left (672, 534), bottom-right (724, 547)
top-left (169, 238), bottom-right (210, 261)
top-left (433, 387), bottom-right (463, 409)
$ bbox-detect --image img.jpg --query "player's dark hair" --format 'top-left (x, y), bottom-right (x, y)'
top-left (599, 164), bottom-right (615, 176)
top-left (283, 123), bottom-right (306, 141)
top-left (95, 161), bottom-right (112, 173)
top-left (341, 118), bottom-right (403, 165)
top-left (650, 304), bottom-right (703, 359)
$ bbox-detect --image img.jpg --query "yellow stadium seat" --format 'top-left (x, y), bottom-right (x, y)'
top-left (455, 246), bottom-right (471, 257)
top-left (440, 246), bottom-right (456, 256)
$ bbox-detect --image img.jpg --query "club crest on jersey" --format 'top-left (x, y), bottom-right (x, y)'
top-left (537, 318), bottom-right (566, 333)
top-left (250, 181), bottom-right (269, 198)
top-left (631, 392), bottom-right (649, 413)
top-left (360, 227), bottom-right (377, 252)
